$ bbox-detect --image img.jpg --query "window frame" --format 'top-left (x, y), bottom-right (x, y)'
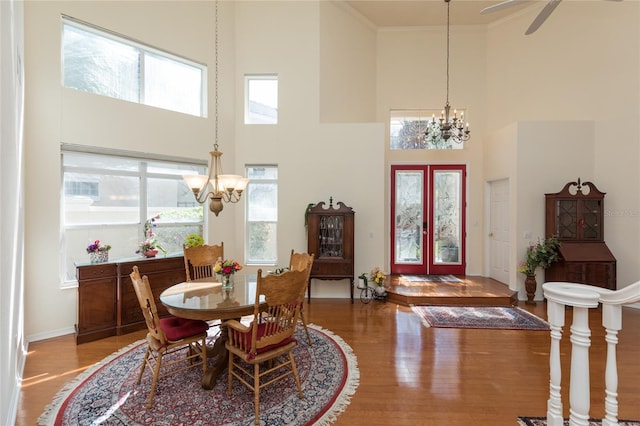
top-left (390, 109), bottom-right (466, 150)
top-left (60, 144), bottom-right (207, 287)
top-left (244, 165), bottom-right (278, 266)
top-left (61, 15), bottom-right (208, 117)
top-left (244, 74), bottom-right (278, 125)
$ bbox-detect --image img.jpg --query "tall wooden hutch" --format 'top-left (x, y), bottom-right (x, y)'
top-left (544, 179), bottom-right (616, 290)
top-left (306, 198), bottom-right (355, 303)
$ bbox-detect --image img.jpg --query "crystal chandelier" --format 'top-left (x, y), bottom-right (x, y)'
top-left (424, 0), bottom-right (470, 145)
top-left (183, 0), bottom-right (248, 216)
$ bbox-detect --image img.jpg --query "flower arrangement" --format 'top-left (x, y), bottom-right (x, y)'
top-left (369, 267), bottom-right (387, 287)
top-left (214, 259), bottom-right (243, 279)
top-left (86, 239), bottom-right (111, 263)
top-left (136, 215), bottom-right (166, 256)
top-left (518, 235), bottom-right (561, 275)
top-left (86, 240), bottom-right (111, 253)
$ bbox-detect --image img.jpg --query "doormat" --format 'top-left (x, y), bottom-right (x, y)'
top-left (412, 305), bottom-right (550, 330)
top-left (400, 274), bottom-right (462, 283)
top-left (518, 416), bottom-right (640, 425)
top-left (38, 324), bottom-right (358, 426)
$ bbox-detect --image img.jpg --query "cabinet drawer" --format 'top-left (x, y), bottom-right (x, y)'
top-left (311, 261), bottom-right (353, 276)
top-left (77, 264), bottom-right (117, 281)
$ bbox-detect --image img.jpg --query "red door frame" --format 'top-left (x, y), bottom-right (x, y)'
top-left (390, 164), bottom-right (466, 275)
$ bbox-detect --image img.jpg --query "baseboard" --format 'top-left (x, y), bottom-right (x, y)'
top-left (26, 326), bottom-right (75, 343)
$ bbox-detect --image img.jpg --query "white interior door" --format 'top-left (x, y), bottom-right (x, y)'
top-left (489, 179), bottom-right (510, 284)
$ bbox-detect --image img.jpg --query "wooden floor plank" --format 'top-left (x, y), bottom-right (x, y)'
top-left (16, 277), bottom-right (640, 425)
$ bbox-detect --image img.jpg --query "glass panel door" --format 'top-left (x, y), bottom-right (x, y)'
top-left (391, 164), bottom-right (466, 275)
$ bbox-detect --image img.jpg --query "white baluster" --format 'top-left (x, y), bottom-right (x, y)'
top-left (568, 306), bottom-right (591, 426)
top-left (601, 303), bottom-right (621, 426)
top-left (546, 299), bottom-right (565, 426)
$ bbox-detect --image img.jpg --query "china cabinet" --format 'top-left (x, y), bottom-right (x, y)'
top-left (544, 179), bottom-right (616, 290)
top-left (306, 198), bottom-right (355, 303)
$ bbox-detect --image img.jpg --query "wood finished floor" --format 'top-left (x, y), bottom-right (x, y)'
top-left (17, 277), bottom-right (640, 425)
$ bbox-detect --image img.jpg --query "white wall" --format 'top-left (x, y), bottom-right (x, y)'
top-left (486, 1), bottom-right (640, 291)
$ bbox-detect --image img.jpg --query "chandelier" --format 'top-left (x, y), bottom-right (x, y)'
top-left (183, 0), bottom-right (248, 216)
top-left (424, 0), bottom-right (470, 145)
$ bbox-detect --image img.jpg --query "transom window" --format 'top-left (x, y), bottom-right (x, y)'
top-left (62, 16), bottom-right (207, 117)
top-left (390, 110), bottom-right (465, 150)
top-left (61, 146), bottom-right (206, 285)
top-left (244, 75), bottom-right (278, 124)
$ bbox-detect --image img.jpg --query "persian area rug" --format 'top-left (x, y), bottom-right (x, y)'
top-left (38, 324), bottom-right (359, 426)
top-left (518, 416), bottom-right (640, 425)
top-left (400, 274), bottom-right (462, 283)
top-left (411, 305), bottom-right (550, 330)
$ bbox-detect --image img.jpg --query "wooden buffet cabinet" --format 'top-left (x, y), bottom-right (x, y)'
top-left (306, 198), bottom-right (355, 303)
top-left (544, 179), bottom-right (616, 290)
top-left (75, 255), bottom-right (187, 344)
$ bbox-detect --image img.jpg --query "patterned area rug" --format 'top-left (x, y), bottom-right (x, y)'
top-left (401, 274), bottom-right (462, 283)
top-left (518, 416), bottom-right (640, 425)
top-left (38, 324), bottom-right (358, 426)
top-left (412, 305), bottom-right (550, 330)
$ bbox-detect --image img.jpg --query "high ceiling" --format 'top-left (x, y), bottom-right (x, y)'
top-left (344, 0), bottom-right (532, 27)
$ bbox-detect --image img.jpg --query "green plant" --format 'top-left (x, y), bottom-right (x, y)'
top-left (518, 236), bottom-right (561, 275)
top-left (184, 233), bottom-right (204, 248)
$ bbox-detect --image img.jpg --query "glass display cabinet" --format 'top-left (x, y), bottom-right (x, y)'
top-left (306, 198), bottom-right (355, 303)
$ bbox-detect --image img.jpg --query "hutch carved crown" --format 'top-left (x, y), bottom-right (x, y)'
top-left (544, 179), bottom-right (616, 290)
top-left (306, 198), bottom-right (355, 303)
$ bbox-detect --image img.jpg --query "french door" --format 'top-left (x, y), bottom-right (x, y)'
top-left (391, 164), bottom-right (466, 275)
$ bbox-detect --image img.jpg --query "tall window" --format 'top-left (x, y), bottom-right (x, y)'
top-left (245, 166), bottom-right (278, 265)
top-left (61, 147), bottom-right (206, 284)
top-left (244, 75), bottom-right (278, 124)
top-left (62, 16), bottom-right (207, 117)
top-left (390, 110), bottom-right (465, 150)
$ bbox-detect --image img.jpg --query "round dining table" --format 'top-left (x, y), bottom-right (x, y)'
top-left (160, 274), bottom-right (264, 389)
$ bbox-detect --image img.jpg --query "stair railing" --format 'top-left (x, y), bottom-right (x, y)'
top-left (542, 280), bottom-right (640, 426)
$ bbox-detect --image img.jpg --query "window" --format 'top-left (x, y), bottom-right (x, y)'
top-left (61, 147), bottom-right (206, 285)
top-left (245, 166), bottom-right (278, 264)
top-left (244, 75), bottom-right (278, 124)
top-left (62, 16), bottom-right (207, 117)
top-left (390, 110), bottom-right (465, 150)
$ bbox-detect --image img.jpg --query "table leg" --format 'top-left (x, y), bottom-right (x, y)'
top-left (201, 320), bottom-right (233, 390)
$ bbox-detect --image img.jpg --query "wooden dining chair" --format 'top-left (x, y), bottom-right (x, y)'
top-left (224, 268), bottom-right (307, 425)
top-left (183, 242), bottom-right (224, 281)
top-left (129, 266), bottom-right (209, 408)
top-left (289, 250), bottom-right (314, 344)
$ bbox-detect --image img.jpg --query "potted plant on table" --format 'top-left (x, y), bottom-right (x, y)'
top-left (518, 235), bottom-right (561, 305)
top-left (136, 215), bottom-right (167, 258)
top-left (86, 240), bottom-right (111, 263)
top-left (214, 259), bottom-right (243, 288)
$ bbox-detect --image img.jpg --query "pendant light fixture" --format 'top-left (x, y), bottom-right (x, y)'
top-left (183, 0), bottom-right (248, 216)
top-left (424, 0), bottom-right (470, 145)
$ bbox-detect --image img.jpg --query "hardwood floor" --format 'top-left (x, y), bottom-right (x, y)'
top-left (17, 278), bottom-right (640, 425)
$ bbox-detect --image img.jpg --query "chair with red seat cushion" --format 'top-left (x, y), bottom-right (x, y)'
top-left (224, 268), bottom-right (308, 425)
top-left (130, 266), bottom-right (209, 408)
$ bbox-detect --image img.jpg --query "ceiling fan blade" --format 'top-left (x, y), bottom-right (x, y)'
top-left (480, 0), bottom-right (532, 15)
top-left (525, 0), bottom-right (562, 35)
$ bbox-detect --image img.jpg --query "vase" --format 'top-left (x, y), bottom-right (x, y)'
top-left (222, 274), bottom-right (234, 289)
top-left (525, 274), bottom-right (537, 305)
top-left (89, 251), bottom-right (109, 263)
top-left (375, 285), bottom-right (386, 295)
top-left (143, 249), bottom-right (159, 258)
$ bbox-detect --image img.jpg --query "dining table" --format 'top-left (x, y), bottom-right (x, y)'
top-left (160, 274), bottom-right (264, 390)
